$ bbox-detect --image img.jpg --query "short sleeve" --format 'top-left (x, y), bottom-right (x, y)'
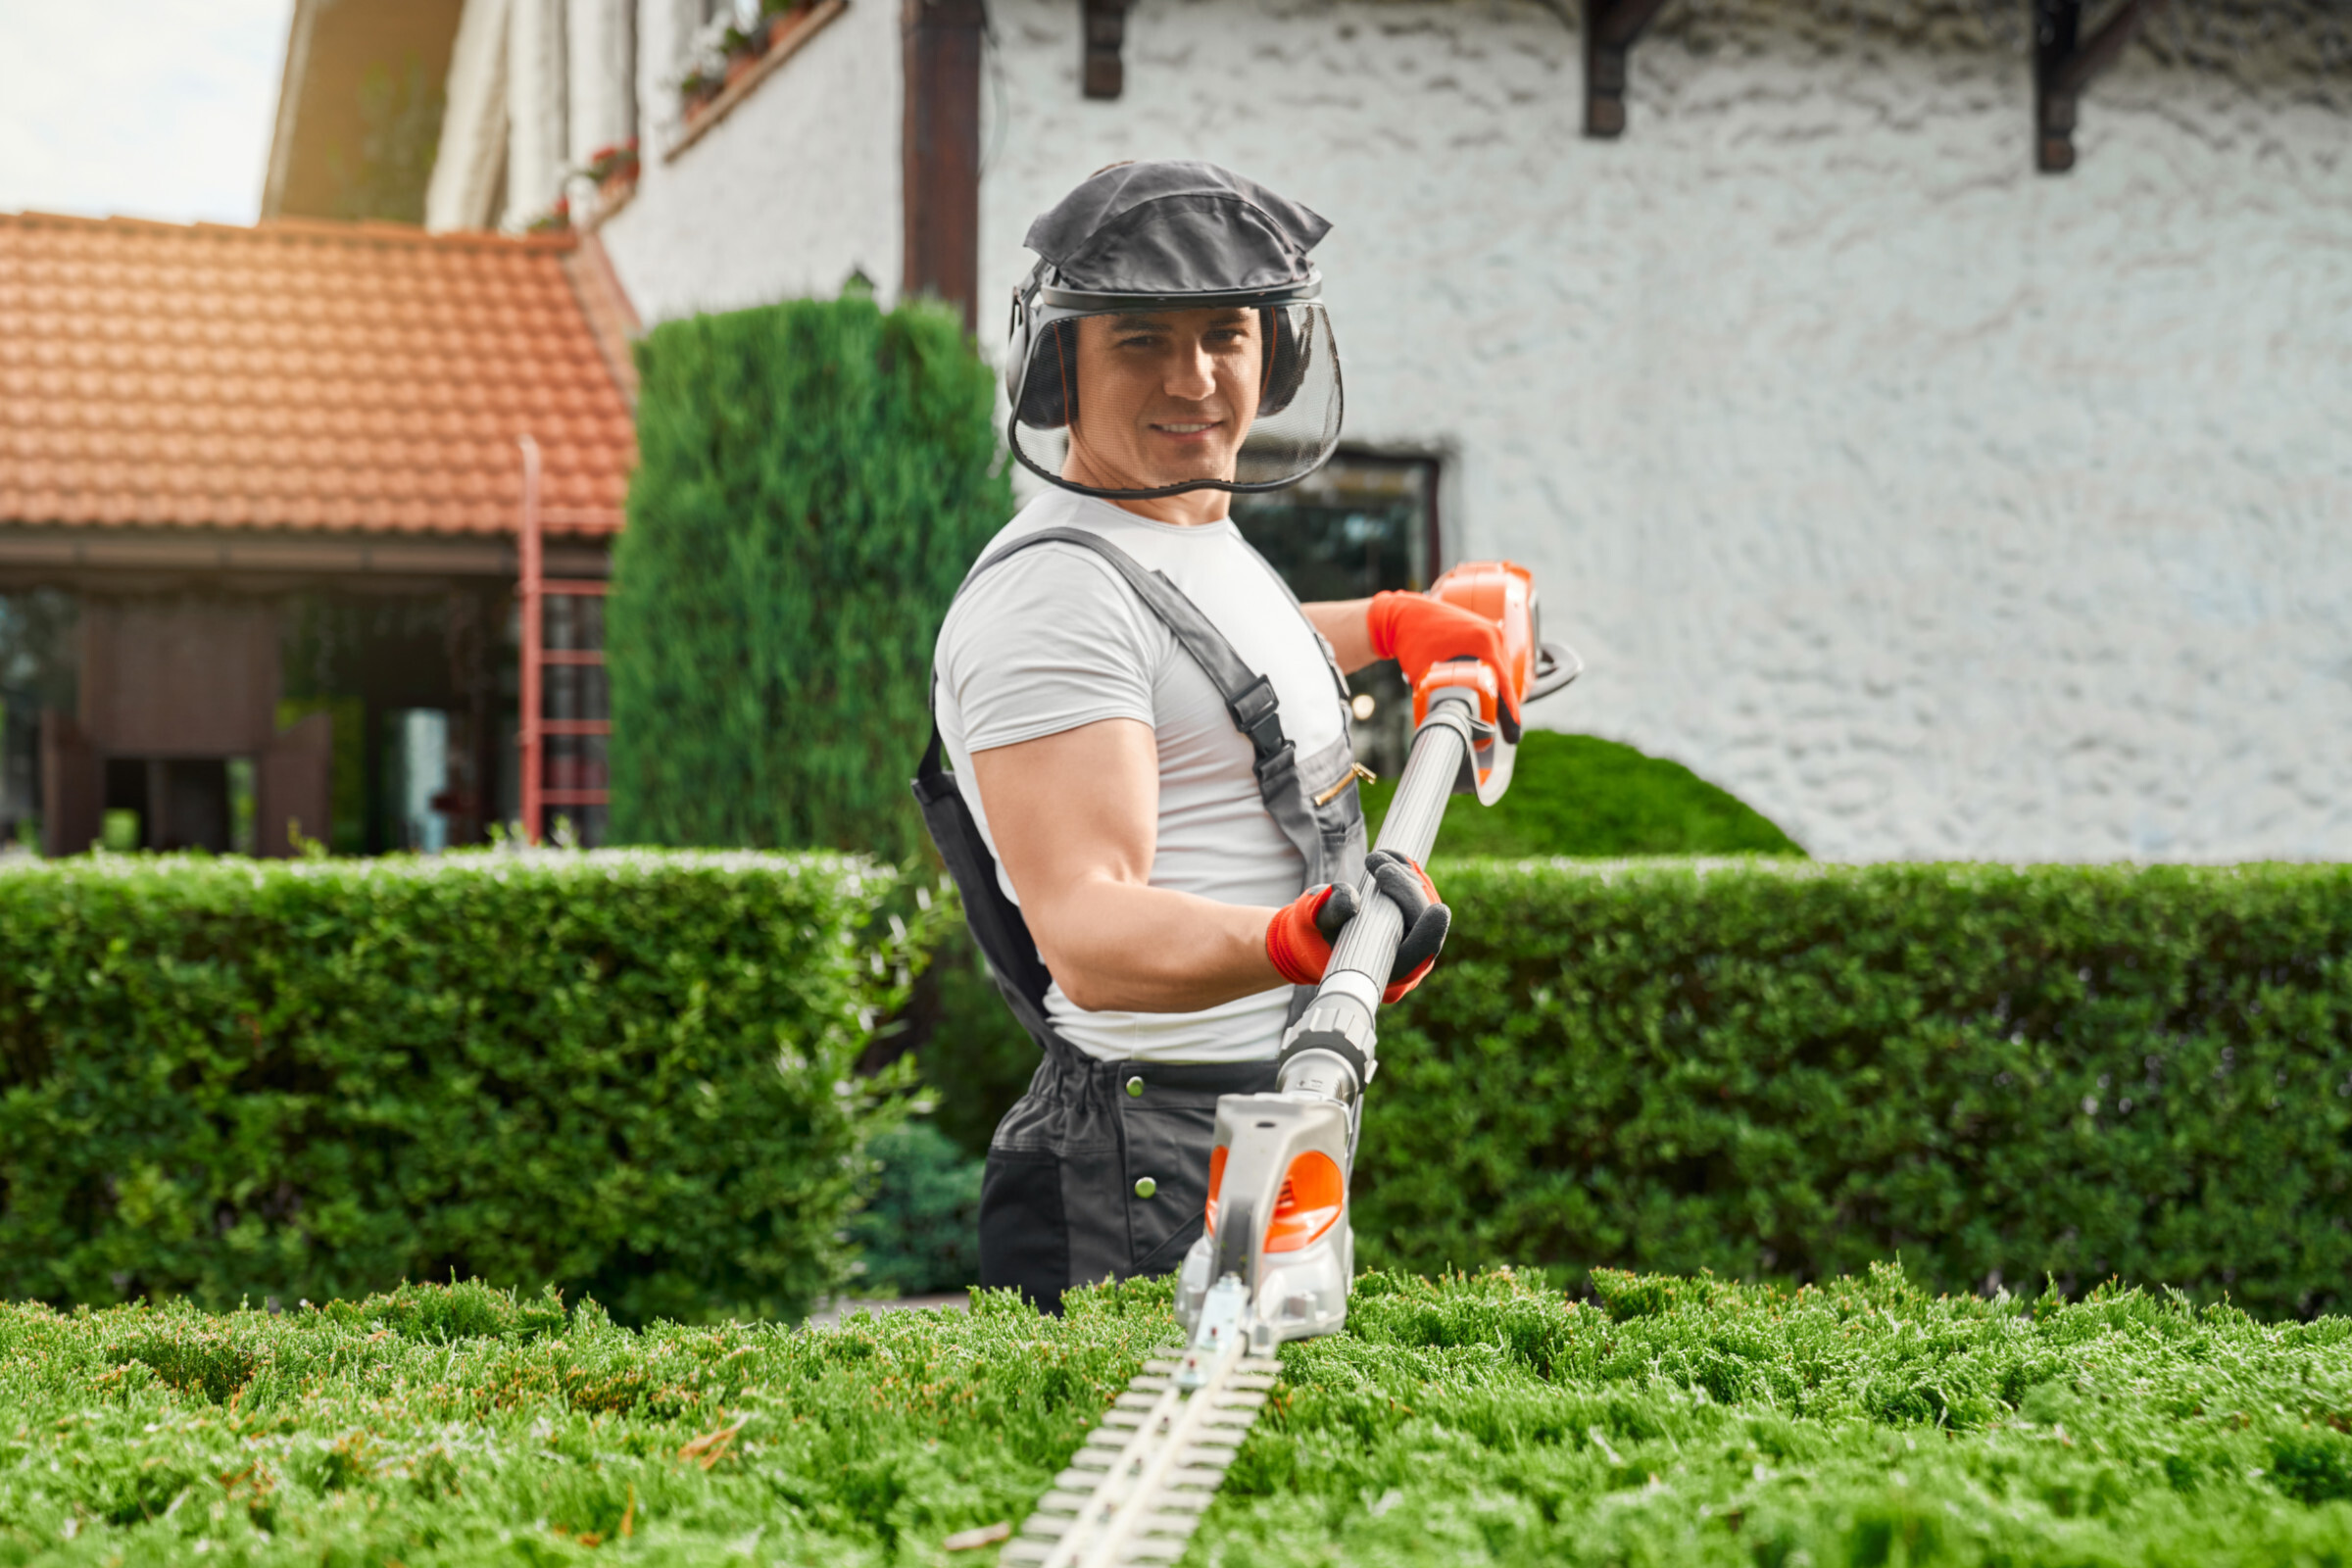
top-left (939, 543), bottom-right (1166, 754)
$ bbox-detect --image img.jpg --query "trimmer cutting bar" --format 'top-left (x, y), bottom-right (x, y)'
top-left (1007, 1280), bottom-right (1276, 1567)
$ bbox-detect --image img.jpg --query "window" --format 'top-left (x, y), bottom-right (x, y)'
top-left (1230, 452), bottom-right (1441, 775)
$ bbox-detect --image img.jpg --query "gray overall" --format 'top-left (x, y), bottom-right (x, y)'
top-left (912, 527), bottom-right (1368, 1312)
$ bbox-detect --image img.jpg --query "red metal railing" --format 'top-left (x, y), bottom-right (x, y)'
top-left (516, 434), bottom-right (611, 842)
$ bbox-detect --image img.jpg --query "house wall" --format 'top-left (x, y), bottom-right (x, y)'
top-left (978, 0), bottom-right (2352, 860)
top-left (425, 0), bottom-right (512, 230)
top-left (596, 0), bottom-right (906, 320)
top-left (507, 0), bottom-right (572, 228)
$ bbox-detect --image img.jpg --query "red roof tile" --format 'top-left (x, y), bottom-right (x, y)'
top-left (0, 212), bottom-right (633, 537)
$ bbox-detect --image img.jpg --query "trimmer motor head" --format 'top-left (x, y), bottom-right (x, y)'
top-left (1173, 1093), bottom-right (1353, 1351)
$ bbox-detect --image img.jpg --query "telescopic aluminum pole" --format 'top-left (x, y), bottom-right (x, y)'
top-left (1275, 689), bottom-right (1482, 1108)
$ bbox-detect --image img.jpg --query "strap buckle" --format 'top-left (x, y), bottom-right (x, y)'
top-left (1231, 675), bottom-right (1285, 757)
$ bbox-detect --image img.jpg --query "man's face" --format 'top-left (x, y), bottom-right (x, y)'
top-left (1065, 308), bottom-right (1263, 491)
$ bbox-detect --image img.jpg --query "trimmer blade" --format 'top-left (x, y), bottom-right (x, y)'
top-left (1008, 1325), bottom-right (1277, 1567)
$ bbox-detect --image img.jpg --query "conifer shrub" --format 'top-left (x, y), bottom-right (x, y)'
top-left (608, 286), bottom-right (1008, 858)
top-left (11, 1268), bottom-right (2352, 1564)
top-left (0, 852), bottom-right (920, 1324)
top-left (846, 1121), bottom-right (983, 1297)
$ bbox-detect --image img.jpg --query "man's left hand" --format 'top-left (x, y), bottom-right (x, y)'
top-left (1366, 591), bottom-right (1522, 741)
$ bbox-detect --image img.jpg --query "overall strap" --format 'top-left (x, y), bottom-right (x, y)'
top-left (911, 719), bottom-right (1060, 1047)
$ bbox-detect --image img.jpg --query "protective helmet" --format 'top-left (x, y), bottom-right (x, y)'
top-left (1005, 161), bottom-right (1345, 500)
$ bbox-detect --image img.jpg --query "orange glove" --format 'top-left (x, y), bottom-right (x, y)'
top-left (1263, 851), bottom-right (1451, 1004)
top-left (1367, 591), bottom-right (1522, 742)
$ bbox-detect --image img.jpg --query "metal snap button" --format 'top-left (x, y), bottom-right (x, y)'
top-left (1125, 1076), bottom-right (1145, 1098)
top-left (1133, 1176), bottom-right (1157, 1200)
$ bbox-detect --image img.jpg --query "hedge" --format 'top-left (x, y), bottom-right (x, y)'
top-left (0, 852), bottom-right (920, 1324)
top-left (10, 1268), bottom-right (2352, 1564)
top-left (1351, 858), bottom-right (2352, 1316)
top-left (609, 286), bottom-right (1009, 859)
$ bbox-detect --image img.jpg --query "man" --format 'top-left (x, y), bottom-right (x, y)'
top-left (914, 161), bottom-right (1522, 1309)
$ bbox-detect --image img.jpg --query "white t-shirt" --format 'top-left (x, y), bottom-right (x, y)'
top-left (933, 487), bottom-right (1349, 1064)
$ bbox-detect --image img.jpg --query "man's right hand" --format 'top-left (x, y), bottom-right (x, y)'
top-left (1264, 850), bottom-right (1451, 1004)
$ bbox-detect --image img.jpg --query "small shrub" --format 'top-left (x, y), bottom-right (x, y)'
top-left (848, 1121), bottom-right (983, 1296)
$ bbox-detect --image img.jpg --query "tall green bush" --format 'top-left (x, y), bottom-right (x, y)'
top-left (608, 286), bottom-right (1010, 857)
top-left (1354, 859), bottom-right (2352, 1317)
top-left (0, 852), bottom-right (919, 1323)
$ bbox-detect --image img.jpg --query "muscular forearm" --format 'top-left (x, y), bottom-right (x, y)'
top-left (1026, 878), bottom-right (1283, 1013)
top-left (1302, 599), bottom-right (1377, 673)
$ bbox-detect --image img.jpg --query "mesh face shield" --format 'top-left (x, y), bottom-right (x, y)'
top-left (1006, 289), bottom-right (1344, 500)
top-left (1005, 162), bottom-right (1346, 501)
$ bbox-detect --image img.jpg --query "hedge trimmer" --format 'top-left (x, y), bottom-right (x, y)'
top-left (1006, 562), bottom-right (1581, 1566)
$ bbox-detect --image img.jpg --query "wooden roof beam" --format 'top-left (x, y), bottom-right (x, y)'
top-left (2036, 0), bottom-right (2169, 171)
top-left (1083, 0), bottom-right (1128, 97)
top-left (1585, 0), bottom-right (1676, 136)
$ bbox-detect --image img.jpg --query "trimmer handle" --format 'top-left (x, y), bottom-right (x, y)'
top-left (1531, 640), bottom-right (1582, 703)
top-left (1275, 686), bottom-right (1485, 1105)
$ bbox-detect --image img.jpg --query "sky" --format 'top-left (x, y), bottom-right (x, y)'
top-left (0, 0), bottom-right (295, 225)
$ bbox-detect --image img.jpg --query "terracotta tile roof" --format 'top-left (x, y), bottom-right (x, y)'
top-left (0, 212), bottom-right (634, 537)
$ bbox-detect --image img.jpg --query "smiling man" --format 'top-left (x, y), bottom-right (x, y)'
top-left (913, 161), bottom-right (1520, 1310)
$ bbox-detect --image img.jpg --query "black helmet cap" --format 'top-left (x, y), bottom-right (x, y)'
top-left (1023, 161), bottom-right (1332, 305)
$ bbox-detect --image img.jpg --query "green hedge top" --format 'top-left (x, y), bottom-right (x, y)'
top-left (10, 1269), bottom-right (2352, 1565)
top-left (1355, 858), bottom-right (2352, 1317)
top-left (0, 851), bottom-right (921, 1323)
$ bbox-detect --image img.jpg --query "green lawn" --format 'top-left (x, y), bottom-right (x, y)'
top-left (7, 1267), bottom-right (2351, 1565)
top-left (1360, 731), bottom-right (1804, 858)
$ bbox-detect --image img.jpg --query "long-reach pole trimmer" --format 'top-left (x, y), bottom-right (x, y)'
top-left (1007, 563), bottom-right (1581, 1568)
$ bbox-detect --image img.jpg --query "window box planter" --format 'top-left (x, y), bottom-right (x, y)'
top-left (668, 0), bottom-right (847, 159)
top-left (585, 139), bottom-right (641, 209)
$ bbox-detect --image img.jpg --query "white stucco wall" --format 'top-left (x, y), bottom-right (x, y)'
top-left (505, 0), bottom-right (572, 227)
top-left (567, 0), bottom-right (637, 165)
top-left (426, 0), bottom-right (512, 231)
top-left (979, 0), bottom-right (2352, 861)
top-left (598, 0), bottom-right (905, 321)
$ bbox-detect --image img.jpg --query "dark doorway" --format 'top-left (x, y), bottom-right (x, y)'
top-left (281, 589), bottom-right (507, 853)
top-left (101, 757), bottom-right (252, 853)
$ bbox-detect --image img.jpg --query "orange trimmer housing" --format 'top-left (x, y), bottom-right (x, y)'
top-left (1410, 560), bottom-right (1543, 806)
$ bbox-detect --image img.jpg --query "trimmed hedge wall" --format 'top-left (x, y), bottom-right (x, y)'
top-left (0, 852), bottom-right (916, 1324)
top-left (1351, 859), bottom-right (2352, 1317)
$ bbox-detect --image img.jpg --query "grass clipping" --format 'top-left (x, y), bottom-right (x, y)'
top-left (8, 1267), bottom-right (2352, 1565)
